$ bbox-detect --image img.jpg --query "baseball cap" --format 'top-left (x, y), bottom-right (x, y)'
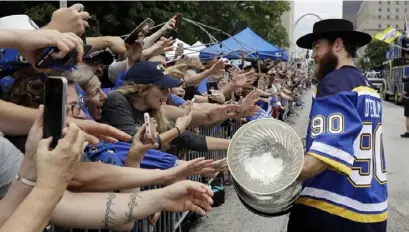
top-left (124, 61), bottom-right (183, 88)
top-left (83, 50), bottom-right (114, 66)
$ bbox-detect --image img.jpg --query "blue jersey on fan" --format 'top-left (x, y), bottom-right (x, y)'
top-left (293, 66), bottom-right (387, 231)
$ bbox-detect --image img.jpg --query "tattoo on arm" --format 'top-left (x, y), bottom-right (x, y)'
top-left (124, 193), bottom-right (143, 224)
top-left (102, 192), bottom-right (117, 228)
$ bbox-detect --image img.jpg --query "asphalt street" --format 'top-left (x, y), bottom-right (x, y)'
top-left (191, 90), bottom-right (409, 232)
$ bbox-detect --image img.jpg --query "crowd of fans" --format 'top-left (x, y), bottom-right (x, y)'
top-left (0, 4), bottom-right (311, 232)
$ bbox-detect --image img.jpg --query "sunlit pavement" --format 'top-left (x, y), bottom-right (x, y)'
top-left (191, 90), bottom-right (409, 232)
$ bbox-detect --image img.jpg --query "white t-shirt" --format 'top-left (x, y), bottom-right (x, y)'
top-left (0, 136), bottom-right (23, 199)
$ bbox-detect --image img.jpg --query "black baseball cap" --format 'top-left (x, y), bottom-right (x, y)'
top-left (83, 50), bottom-right (114, 66)
top-left (124, 61), bottom-right (183, 88)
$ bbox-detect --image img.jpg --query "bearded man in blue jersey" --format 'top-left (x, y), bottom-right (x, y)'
top-left (287, 19), bottom-right (387, 232)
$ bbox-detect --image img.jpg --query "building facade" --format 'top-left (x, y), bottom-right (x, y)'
top-left (342, 0), bottom-right (362, 29)
top-left (357, 0), bottom-right (409, 36)
top-left (356, 0), bottom-right (409, 55)
top-left (281, 0), bottom-right (294, 52)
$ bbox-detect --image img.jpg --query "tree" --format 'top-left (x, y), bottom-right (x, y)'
top-left (0, 1), bottom-right (290, 49)
top-left (364, 39), bottom-right (390, 69)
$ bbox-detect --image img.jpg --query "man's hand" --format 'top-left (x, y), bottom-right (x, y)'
top-left (126, 40), bottom-right (144, 68)
top-left (207, 60), bottom-right (224, 78)
top-left (159, 180), bottom-right (213, 216)
top-left (17, 30), bottom-right (84, 69)
top-left (166, 158), bottom-right (214, 181)
top-left (46, 3), bottom-right (89, 35)
top-left (239, 90), bottom-right (260, 112)
top-left (231, 69), bottom-right (256, 88)
top-left (18, 105), bottom-right (46, 182)
top-left (36, 123), bottom-right (87, 193)
top-left (163, 18), bottom-right (176, 31)
top-left (208, 90), bottom-right (226, 104)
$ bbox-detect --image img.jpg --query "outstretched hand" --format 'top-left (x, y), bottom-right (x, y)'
top-left (161, 180), bottom-right (214, 216)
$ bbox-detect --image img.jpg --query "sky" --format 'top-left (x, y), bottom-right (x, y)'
top-left (292, 0), bottom-right (343, 53)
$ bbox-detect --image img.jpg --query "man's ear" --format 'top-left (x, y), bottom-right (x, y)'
top-left (333, 38), bottom-right (344, 53)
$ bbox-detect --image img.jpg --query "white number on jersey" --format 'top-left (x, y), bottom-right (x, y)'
top-left (349, 123), bottom-right (387, 187)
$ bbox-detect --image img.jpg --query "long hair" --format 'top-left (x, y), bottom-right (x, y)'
top-left (115, 83), bottom-right (171, 133)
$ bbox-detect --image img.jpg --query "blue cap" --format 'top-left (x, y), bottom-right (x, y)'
top-left (0, 48), bottom-right (30, 78)
top-left (124, 61), bottom-right (183, 88)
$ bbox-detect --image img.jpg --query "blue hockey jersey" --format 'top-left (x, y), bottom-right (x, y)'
top-left (295, 66), bottom-right (387, 226)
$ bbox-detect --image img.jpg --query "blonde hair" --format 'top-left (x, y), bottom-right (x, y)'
top-left (166, 63), bottom-right (188, 79)
top-left (116, 83), bottom-right (171, 133)
top-left (52, 64), bottom-right (96, 90)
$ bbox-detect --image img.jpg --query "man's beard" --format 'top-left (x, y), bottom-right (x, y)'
top-left (315, 50), bottom-right (339, 81)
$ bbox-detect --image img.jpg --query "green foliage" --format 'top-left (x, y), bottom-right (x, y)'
top-left (364, 39), bottom-right (390, 69)
top-left (0, 1), bottom-right (290, 48)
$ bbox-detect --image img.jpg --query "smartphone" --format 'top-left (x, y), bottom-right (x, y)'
top-left (175, 42), bottom-right (184, 57)
top-left (168, 14), bottom-right (182, 39)
top-left (143, 113), bottom-right (157, 143)
top-left (43, 76), bottom-right (68, 148)
top-left (184, 85), bottom-right (196, 101)
top-left (36, 21), bottom-right (92, 69)
top-left (223, 71), bottom-right (230, 82)
top-left (124, 18), bottom-right (155, 45)
top-left (206, 82), bottom-right (219, 95)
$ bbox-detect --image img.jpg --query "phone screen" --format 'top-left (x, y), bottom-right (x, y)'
top-left (223, 71), bottom-right (230, 82)
top-left (206, 82), bottom-right (219, 95)
top-left (184, 85), bottom-right (196, 101)
top-left (43, 77), bottom-right (67, 148)
top-left (124, 18), bottom-right (155, 44)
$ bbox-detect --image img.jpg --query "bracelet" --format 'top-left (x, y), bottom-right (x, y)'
top-left (15, 174), bottom-right (36, 187)
top-left (175, 127), bottom-right (181, 137)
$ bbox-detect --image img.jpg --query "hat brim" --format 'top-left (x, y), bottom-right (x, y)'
top-left (154, 74), bottom-right (184, 88)
top-left (296, 31), bottom-right (372, 49)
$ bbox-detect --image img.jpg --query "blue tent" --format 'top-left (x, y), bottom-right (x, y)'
top-left (199, 27), bottom-right (288, 61)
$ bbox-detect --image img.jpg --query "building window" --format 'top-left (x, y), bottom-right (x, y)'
top-left (379, 24), bottom-right (382, 28)
top-left (396, 15), bottom-right (399, 19)
top-left (396, 24), bottom-right (399, 29)
top-left (405, 8), bottom-right (407, 12)
top-left (406, 1), bottom-right (408, 5)
top-left (387, 1), bottom-right (390, 4)
top-left (396, 8), bottom-right (399, 12)
top-left (387, 24), bottom-right (390, 27)
top-left (379, 15), bottom-right (382, 19)
top-left (387, 15), bottom-right (390, 19)
top-left (379, 0), bottom-right (382, 4)
top-left (387, 8), bottom-right (390, 12)
top-left (397, 1), bottom-right (399, 4)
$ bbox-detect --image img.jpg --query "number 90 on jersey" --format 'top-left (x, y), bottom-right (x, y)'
top-left (310, 114), bottom-right (387, 188)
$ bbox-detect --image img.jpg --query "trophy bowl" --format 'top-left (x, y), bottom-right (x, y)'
top-left (227, 118), bottom-right (304, 217)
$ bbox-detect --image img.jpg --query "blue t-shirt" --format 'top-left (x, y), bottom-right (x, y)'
top-left (197, 78), bottom-right (208, 95)
top-left (170, 94), bottom-right (185, 106)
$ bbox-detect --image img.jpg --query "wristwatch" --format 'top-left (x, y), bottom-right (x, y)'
top-left (15, 174), bottom-right (36, 187)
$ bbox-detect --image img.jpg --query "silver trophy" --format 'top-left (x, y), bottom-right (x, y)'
top-left (227, 118), bottom-right (304, 217)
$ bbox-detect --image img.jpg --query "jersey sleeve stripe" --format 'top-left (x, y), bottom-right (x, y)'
top-left (309, 152), bottom-right (352, 176)
top-left (295, 198), bottom-right (387, 223)
top-left (309, 141), bottom-right (354, 165)
top-left (353, 86), bottom-right (381, 98)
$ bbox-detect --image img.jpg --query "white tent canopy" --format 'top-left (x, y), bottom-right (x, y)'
top-left (165, 39), bottom-right (191, 59)
top-left (186, 41), bottom-right (207, 58)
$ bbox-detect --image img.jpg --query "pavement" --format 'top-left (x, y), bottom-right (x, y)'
top-left (191, 90), bottom-right (409, 232)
